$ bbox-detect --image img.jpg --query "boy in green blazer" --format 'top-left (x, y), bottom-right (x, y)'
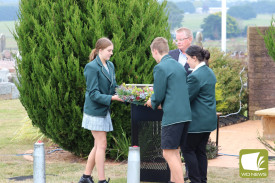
top-left (145, 37), bottom-right (192, 183)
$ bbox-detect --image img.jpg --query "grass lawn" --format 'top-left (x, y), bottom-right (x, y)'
top-left (1, 99), bottom-right (275, 182)
top-left (0, 99), bottom-right (127, 183)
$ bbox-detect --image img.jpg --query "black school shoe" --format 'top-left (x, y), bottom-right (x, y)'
top-left (98, 178), bottom-right (110, 183)
top-left (78, 176), bottom-right (94, 183)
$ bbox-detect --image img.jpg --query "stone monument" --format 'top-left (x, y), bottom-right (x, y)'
top-left (0, 68), bottom-right (19, 100)
top-left (0, 34), bottom-right (6, 53)
top-left (195, 31), bottom-right (203, 47)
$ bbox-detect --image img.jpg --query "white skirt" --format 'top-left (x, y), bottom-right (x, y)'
top-left (82, 111), bottom-right (113, 132)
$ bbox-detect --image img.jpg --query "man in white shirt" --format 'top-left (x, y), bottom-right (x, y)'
top-left (169, 27), bottom-right (193, 76)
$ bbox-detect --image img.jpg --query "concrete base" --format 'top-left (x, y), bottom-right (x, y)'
top-left (255, 108), bottom-right (275, 140)
top-left (262, 116), bottom-right (275, 140)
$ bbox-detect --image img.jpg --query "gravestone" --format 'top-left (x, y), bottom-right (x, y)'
top-left (0, 82), bottom-right (19, 100)
top-left (2, 50), bottom-right (12, 61)
top-left (195, 31), bottom-right (203, 47)
top-left (0, 68), bottom-right (19, 100)
top-left (0, 68), bottom-right (9, 82)
top-left (0, 34), bottom-right (6, 52)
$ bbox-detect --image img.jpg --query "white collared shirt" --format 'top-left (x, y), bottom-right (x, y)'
top-left (192, 62), bottom-right (206, 73)
top-left (178, 49), bottom-right (187, 67)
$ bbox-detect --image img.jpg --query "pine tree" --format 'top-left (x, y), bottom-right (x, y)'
top-left (14, 0), bottom-right (172, 156)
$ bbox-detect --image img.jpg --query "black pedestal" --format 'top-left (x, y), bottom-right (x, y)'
top-left (131, 104), bottom-right (170, 183)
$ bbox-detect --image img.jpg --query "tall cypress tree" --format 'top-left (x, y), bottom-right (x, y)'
top-left (14, 0), bottom-right (172, 156)
top-left (263, 17), bottom-right (275, 62)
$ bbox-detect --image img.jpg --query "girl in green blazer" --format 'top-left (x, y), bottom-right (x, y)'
top-left (182, 45), bottom-right (217, 183)
top-left (79, 38), bottom-right (123, 183)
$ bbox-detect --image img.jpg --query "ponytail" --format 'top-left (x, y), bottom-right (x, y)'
top-left (186, 45), bottom-right (210, 66)
top-left (202, 49), bottom-right (210, 66)
top-left (89, 49), bottom-right (97, 62)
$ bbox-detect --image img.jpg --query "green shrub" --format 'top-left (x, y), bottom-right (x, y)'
top-left (109, 125), bottom-right (131, 161)
top-left (206, 138), bottom-right (218, 159)
top-left (208, 48), bottom-right (248, 115)
top-left (14, 0), bottom-right (172, 157)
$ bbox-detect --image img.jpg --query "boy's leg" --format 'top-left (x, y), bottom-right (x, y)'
top-left (170, 148), bottom-right (182, 182)
top-left (161, 122), bottom-right (189, 183)
top-left (179, 122), bottom-right (190, 182)
top-left (163, 149), bottom-right (184, 183)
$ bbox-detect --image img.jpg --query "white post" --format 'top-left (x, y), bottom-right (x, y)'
top-left (222, 0), bottom-right (227, 53)
top-left (127, 146), bottom-right (140, 183)
top-left (33, 141), bottom-right (46, 183)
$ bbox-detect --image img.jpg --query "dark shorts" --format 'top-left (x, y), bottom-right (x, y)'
top-left (161, 122), bottom-right (190, 149)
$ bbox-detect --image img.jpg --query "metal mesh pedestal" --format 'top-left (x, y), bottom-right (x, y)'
top-left (131, 104), bottom-right (170, 183)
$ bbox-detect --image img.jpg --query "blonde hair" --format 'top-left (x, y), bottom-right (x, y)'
top-left (89, 37), bottom-right (113, 61)
top-left (150, 37), bottom-right (169, 55)
top-left (176, 27), bottom-right (193, 39)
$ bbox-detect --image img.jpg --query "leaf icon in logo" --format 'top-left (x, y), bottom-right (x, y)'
top-left (241, 152), bottom-right (266, 171)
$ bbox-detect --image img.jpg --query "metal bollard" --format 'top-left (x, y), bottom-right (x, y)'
top-left (33, 141), bottom-right (46, 183)
top-left (127, 146), bottom-right (140, 183)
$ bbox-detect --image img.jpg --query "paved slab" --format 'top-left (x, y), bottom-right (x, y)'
top-left (209, 120), bottom-right (275, 170)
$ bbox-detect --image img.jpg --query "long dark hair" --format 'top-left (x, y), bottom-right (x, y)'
top-left (89, 37), bottom-right (113, 61)
top-left (186, 45), bottom-right (210, 66)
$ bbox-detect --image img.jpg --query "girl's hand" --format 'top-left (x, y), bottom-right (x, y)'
top-left (112, 95), bottom-right (124, 102)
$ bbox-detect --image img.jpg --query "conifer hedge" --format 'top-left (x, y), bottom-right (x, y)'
top-left (14, 0), bottom-right (173, 156)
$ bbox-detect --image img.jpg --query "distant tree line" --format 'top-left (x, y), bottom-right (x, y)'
top-left (176, 1), bottom-right (195, 14)
top-left (227, 5), bottom-right (257, 20)
top-left (0, 5), bottom-right (18, 21)
top-left (172, 0), bottom-right (274, 20)
top-left (227, 1), bottom-right (275, 20)
top-left (165, 1), bottom-right (184, 30)
top-left (228, 1), bottom-right (275, 14)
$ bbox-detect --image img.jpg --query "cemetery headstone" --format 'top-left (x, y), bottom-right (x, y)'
top-left (0, 34), bottom-right (6, 52)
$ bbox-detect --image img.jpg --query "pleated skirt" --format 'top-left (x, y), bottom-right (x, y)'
top-left (82, 111), bottom-right (113, 132)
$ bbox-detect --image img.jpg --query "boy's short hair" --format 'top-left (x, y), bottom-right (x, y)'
top-left (150, 37), bottom-right (169, 55)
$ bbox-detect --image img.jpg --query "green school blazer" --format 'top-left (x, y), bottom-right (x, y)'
top-left (151, 55), bottom-right (192, 126)
top-left (83, 56), bottom-right (117, 116)
top-left (187, 65), bottom-right (217, 133)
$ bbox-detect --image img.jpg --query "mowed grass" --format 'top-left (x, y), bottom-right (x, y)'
top-left (0, 99), bottom-right (127, 183)
top-left (1, 99), bottom-right (275, 183)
